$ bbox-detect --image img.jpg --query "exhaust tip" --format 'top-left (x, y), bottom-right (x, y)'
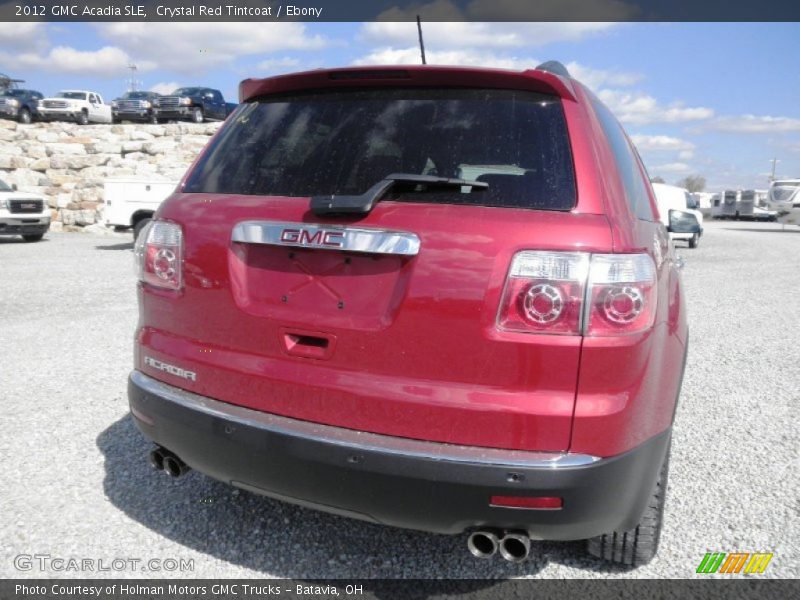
top-left (467, 531), bottom-right (499, 559)
top-left (162, 454), bottom-right (189, 478)
top-left (149, 448), bottom-right (165, 471)
top-left (499, 533), bottom-right (531, 563)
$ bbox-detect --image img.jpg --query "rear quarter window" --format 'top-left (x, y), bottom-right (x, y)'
top-left (183, 88), bottom-right (577, 211)
top-left (590, 94), bottom-right (655, 221)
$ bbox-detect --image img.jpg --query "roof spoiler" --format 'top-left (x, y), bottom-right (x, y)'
top-left (240, 64), bottom-right (577, 103)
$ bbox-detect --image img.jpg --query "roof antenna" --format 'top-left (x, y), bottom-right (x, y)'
top-left (416, 15), bottom-right (427, 65)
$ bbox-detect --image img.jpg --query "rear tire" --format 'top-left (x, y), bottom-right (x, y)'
top-left (586, 443), bottom-right (670, 567)
top-left (133, 217), bottom-right (152, 241)
top-left (688, 233), bottom-right (699, 249)
top-left (22, 233), bottom-right (45, 242)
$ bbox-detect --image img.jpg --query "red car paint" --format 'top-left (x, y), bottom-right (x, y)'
top-left (135, 65), bottom-right (687, 460)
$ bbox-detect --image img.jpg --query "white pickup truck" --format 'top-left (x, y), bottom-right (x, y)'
top-left (38, 90), bottom-right (113, 125)
top-left (0, 178), bottom-right (50, 242)
top-left (103, 179), bottom-right (178, 239)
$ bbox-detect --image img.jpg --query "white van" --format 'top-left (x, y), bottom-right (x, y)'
top-left (652, 182), bottom-right (704, 248)
top-left (103, 179), bottom-right (178, 239)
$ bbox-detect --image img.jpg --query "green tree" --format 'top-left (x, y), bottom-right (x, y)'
top-left (676, 175), bottom-right (706, 192)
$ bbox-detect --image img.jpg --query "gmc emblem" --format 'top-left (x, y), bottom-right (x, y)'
top-left (280, 228), bottom-right (344, 248)
top-left (21, 203), bottom-right (36, 209)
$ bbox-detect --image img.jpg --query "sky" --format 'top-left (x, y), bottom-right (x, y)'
top-left (1, 21), bottom-right (799, 190)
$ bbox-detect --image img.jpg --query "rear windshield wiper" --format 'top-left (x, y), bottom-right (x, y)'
top-left (310, 173), bottom-right (488, 216)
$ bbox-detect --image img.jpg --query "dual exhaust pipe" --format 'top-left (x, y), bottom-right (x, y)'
top-left (149, 447), bottom-right (190, 478)
top-left (150, 447), bottom-right (529, 562)
top-left (467, 530), bottom-right (531, 563)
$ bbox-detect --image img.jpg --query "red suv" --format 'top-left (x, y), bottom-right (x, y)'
top-left (130, 63), bottom-right (694, 566)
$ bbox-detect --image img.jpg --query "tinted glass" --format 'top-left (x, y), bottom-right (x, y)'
top-left (173, 88), bottom-right (201, 96)
top-left (0, 179), bottom-right (12, 192)
top-left (125, 92), bottom-right (151, 99)
top-left (184, 88), bottom-right (576, 211)
top-left (57, 92), bottom-right (87, 100)
top-left (591, 94), bottom-right (655, 220)
top-left (771, 183), bottom-right (800, 202)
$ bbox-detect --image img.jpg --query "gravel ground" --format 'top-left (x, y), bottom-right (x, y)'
top-left (0, 220), bottom-right (797, 579)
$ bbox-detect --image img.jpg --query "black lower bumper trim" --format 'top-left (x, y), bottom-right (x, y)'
top-left (128, 371), bottom-right (671, 538)
top-left (0, 222), bottom-right (49, 235)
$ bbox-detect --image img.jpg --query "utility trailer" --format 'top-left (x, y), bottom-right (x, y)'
top-left (767, 179), bottom-right (800, 227)
top-left (712, 190), bottom-right (738, 219)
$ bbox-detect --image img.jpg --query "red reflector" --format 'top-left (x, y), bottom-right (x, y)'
top-left (490, 495), bottom-right (563, 509)
top-left (130, 405), bottom-right (155, 426)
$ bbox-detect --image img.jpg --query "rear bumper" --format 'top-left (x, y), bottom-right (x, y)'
top-left (128, 370), bottom-right (671, 539)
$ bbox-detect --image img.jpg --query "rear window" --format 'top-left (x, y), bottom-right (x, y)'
top-left (183, 88), bottom-right (576, 211)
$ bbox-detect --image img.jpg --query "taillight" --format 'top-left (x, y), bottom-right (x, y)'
top-left (496, 251), bottom-right (589, 335)
top-left (497, 251), bottom-right (656, 337)
top-left (585, 254), bottom-right (656, 336)
top-left (134, 220), bottom-right (183, 290)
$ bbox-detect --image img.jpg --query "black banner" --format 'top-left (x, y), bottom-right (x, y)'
top-left (2, 580), bottom-right (799, 600)
top-left (1, 0), bottom-right (800, 22)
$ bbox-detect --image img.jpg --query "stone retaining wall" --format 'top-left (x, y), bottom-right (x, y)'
top-left (0, 120), bottom-right (222, 231)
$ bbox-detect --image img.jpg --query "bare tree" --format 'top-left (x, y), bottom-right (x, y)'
top-left (676, 175), bottom-right (706, 193)
top-left (650, 176), bottom-right (666, 184)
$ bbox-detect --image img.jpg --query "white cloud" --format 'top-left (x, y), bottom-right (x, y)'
top-left (565, 62), bottom-right (642, 89)
top-left (0, 23), bottom-right (325, 81)
top-left (0, 22), bottom-right (48, 51)
top-left (354, 47), bottom-right (534, 69)
top-left (254, 57), bottom-right (302, 74)
top-left (650, 162), bottom-right (692, 174)
top-left (373, 0), bottom-right (637, 21)
top-left (703, 115), bottom-right (800, 134)
top-left (360, 21), bottom-right (619, 50)
top-left (0, 45), bottom-right (153, 78)
top-left (779, 141), bottom-right (800, 153)
top-left (598, 89), bottom-right (714, 125)
top-left (630, 134), bottom-right (695, 152)
top-left (149, 82), bottom-right (182, 95)
top-left (96, 23), bottom-right (327, 74)
top-left (633, 136), bottom-right (700, 177)
top-left (353, 48), bottom-right (641, 93)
